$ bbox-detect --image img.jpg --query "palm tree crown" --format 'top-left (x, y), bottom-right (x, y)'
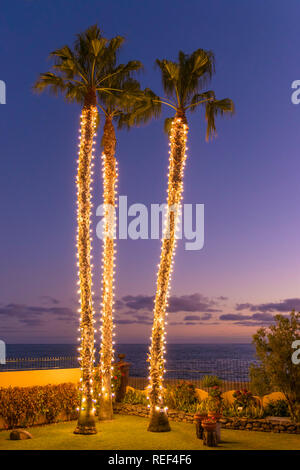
top-left (156, 49), bottom-right (234, 137)
top-left (34, 25), bottom-right (143, 108)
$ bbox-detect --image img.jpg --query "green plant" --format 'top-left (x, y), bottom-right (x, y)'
top-left (196, 400), bottom-right (208, 415)
top-left (233, 389), bottom-right (255, 409)
top-left (250, 363), bottom-right (271, 400)
top-left (164, 381), bottom-right (198, 413)
top-left (201, 375), bottom-right (223, 389)
top-left (0, 384), bottom-right (79, 429)
top-left (122, 389), bottom-right (148, 406)
top-left (222, 403), bottom-right (236, 418)
top-left (252, 311), bottom-right (300, 422)
top-left (264, 399), bottom-right (290, 417)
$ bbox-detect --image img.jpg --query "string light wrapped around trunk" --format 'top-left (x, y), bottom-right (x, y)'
top-left (147, 113), bottom-right (188, 432)
top-left (98, 116), bottom-right (118, 420)
top-left (74, 100), bottom-right (98, 435)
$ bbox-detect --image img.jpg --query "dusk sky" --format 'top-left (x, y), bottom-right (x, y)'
top-left (1, 0), bottom-right (300, 343)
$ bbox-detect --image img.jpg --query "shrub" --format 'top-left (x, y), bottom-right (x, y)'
top-left (252, 311), bottom-right (300, 421)
top-left (122, 388), bottom-right (148, 406)
top-left (264, 399), bottom-right (290, 417)
top-left (233, 389), bottom-right (255, 409)
top-left (94, 363), bottom-right (122, 403)
top-left (0, 383), bottom-right (79, 429)
top-left (222, 402), bottom-right (265, 419)
top-left (164, 381), bottom-right (198, 413)
top-left (201, 375), bottom-right (222, 389)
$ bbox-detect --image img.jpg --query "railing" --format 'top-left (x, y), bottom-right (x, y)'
top-left (0, 356), bottom-right (255, 391)
top-left (0, 356), bottom-right (79, 371)
top-left (129, 359), bottom-right (255, 391)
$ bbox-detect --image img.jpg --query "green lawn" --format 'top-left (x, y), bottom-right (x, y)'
top-left (0, 415), bottom-right (299, 450)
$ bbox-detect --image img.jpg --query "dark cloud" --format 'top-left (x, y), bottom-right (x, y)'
top-left (219, 312), bottom-right (280, 327)
top-left (184, 314), bottom-right (212, 321)
top-left (236, 298), bottom-right (300, 313)
top-left (234, 321), bottom-right (273, 327)
top-left (116, 319), bottom-right (152, 325)
top-left (121, 295), bottom-right (154, 311)
top-left (220, 313), bottom-right (253, 321)
top-left (133, 314), bottom-right (152, 322)
top-left (19, 318), bottom-right (43, 327)
top-left (40, 296), bottom-right (60, 305)
top-left (119, 293), bottom-right (222, 314)
top-left (0, 303), bottom-right (75, 322)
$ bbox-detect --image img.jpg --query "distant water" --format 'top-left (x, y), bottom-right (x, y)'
top-left (6, 343), bottom-right (255, 361)
top-left (5, 343), bottom-right (255, 381)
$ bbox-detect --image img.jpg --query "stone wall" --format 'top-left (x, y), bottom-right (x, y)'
top-left (220, 417), bottom-right (299, 434)
top-left (113, 403), bottom-right (299, 434)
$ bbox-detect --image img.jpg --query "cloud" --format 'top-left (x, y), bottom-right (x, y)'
top-left (40, 296), bottom-right (60, 305)
top-left (120, 295), bottom-right (154, 311)
top-left (220, 313), bottom-right (253, 321)
top-left (236, 298), bottom-right (300, 313)
top-left (219, 312), bottom-right (279, 326)
top-left (0, 303), bottom-right (75, 321)
top-left (119, 293), bottom-right (222, 314)
top-left (184, 314), bottom-right (212, 321)
top-left (116, 319), bottom-right (152, 325)
top-left (19, 318), bottom-right (43, 327)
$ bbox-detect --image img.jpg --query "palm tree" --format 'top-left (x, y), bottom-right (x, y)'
top-left (97, 59), bottom-right (160, 420)
top-left (147, 49), bottom-right (234, 432)
top-left (34, 25), bottom-right (133, 435)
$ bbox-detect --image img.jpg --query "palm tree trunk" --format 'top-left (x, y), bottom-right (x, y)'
top-left (148, 110), bottom-right (188, 432)
top-left (98, 115), bottom-right (117, 420)
top-left (74, 90), bottom-right (98, 435)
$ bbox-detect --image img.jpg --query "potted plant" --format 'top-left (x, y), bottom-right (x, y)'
top-left (207, 387), bottom-right (223, 420)
top-left (202, 416), bottom-right (217, 431)
top-left (194, 402), bottom-right (208, 439)
top-left (202, 417), bottom-right (218, 447)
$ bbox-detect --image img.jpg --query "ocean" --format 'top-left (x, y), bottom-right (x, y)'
top-left (3, 343), bottom-right (256, 382)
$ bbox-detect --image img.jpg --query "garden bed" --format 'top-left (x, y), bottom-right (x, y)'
top-left (113, 403), bottom-right (300, 434)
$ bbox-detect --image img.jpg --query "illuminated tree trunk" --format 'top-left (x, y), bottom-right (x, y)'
top-left (74, 90), bottom-right (98, 435)
top-left (99, 115), bottom-right (117, 420)
top-left (148, 110), bottom-right (188, 432)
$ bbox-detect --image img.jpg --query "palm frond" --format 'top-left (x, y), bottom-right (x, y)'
top-left (188, 90), bottom-right (216, 111)
top-left (33, 73), bottom-right (67, 95)
top-left (116, 87), bottom-right (161, 129)
top-left (164, 117), bottom-right (173, 135)
top-left (156, 59), bottom-right (180, 99)
top-left (205, 98), bottom-right (234, 141)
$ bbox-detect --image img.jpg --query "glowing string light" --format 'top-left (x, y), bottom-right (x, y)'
top-left (148, 115), bottom-right (188, 431)
top-left (74, 103), bottom-right (98, 435)
top-left (98, 116), bottom-right (118, 420)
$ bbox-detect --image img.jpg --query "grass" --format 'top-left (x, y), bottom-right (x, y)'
top-left (0, 415), bottom-right (299, 450)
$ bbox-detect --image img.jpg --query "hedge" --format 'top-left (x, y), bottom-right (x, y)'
top-left (0, 383), bottom-right (79, 429)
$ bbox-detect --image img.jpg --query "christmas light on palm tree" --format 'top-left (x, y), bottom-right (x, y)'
top-left (97, 53), bottom-right (160, 420)
top-left (147, 49), bottom-right (234, 432)
top-left (34, 25), bottom-right (141, 434)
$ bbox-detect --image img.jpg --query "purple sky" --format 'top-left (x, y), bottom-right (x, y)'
top-left (0, 0), bottom-right (300, 343)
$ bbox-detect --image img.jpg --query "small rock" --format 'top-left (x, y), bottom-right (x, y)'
top-left (10, 430), bottom-right (33, 440)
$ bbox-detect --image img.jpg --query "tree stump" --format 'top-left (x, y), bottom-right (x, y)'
top-left (215, 421), bottom-right (221, 443)
top-left (203, 429), bottom-right (218, 447)
top-left (195, 421), bottom-right (204, 439)
top-left (115, 354), bottom-right (130, 402)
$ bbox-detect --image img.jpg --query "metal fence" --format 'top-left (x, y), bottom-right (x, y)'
top-left (0, 356), bottom-right (254, 391)
top-left (129, 359), bottom-right (255, 391)
top-left (0, 356), bottom-right (79, 371)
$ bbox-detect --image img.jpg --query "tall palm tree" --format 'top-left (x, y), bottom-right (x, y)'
top-left (97, 64), bottom-right (160, 420)
top-left (34, 25), bottom-right (134, 435)
top-left (147, 49), bottom-right (234, 432)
